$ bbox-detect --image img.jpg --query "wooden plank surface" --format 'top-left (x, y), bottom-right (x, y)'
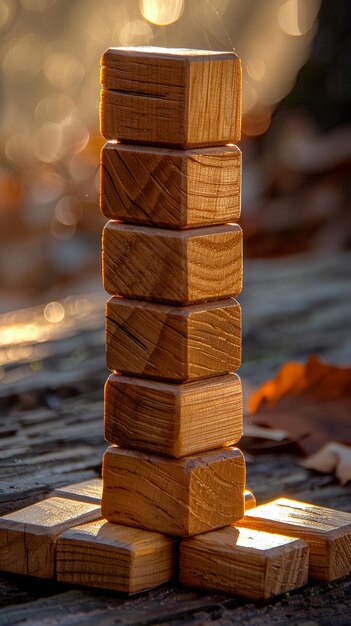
top-left (56, 519), bottom-right (176, 594)
top-left (102, 222), bottom-right (243, 304)
top-left (236, 498), bottom-right (351, 581)
top-left (101, 143), bottom-right (241, 228)
top-left (180, 526), bottom-right (309, 599)
top-left (105, 297), bottom-right (241, 381)
top-left (52, 479), bottom-right (102, 504)
top-left (102, 445), bottom-right (245, 536)
top-left (105, 373), bottom-right (242, 457)
top-left (0, 253), bottom-right (350, 623)
top-left (100, 47), bottom-right (241, 147)
top-left (0, 497), bottom-right (101, 579)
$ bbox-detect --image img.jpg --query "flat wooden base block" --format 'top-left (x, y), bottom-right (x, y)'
top-left (180, 526), bottom-right (309, 600)
top-left (236, 497), bottom-right (351, 582)
top-left (0, 497), bottom-right (101, 578)
top-left (52, 478), bottom-right (103, 504)
top-left (102, 446), bottom-right (245, 536)
top-left (56, 519), bottom-right (176, 594)
top-left (105, 374), bottom-right (242, 457)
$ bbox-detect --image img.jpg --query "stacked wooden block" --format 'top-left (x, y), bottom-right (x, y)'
top-left (100, 47), bottom-right (246, 540)
top-left (98, 47), bottom-right (306, 599)
top-left (0, 47), bottom-right (350, 599)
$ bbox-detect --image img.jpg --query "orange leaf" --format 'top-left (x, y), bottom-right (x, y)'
top-left (248, 356), bottom-right (351, 456)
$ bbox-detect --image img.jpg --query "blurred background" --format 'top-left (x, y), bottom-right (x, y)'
top-left (1, 0), bottom-right (350, 312)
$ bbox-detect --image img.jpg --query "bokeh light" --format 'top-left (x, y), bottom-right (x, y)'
top-left (0, 0), bottom-right (323, 304)
top-left (140, 0), bottom-right (184, 26)
top-left (279, 0), bottom-right (320, 37)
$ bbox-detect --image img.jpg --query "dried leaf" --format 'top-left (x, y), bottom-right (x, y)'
top-left (301, 443), bottom-right (351, 484)
top-left (248, 356), bottom-right (351, 456)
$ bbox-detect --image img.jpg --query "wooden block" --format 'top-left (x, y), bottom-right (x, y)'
top-left (56, 519), bottom-right (176, 594)
top-left (102, 446), bottom-right (245, 537)
top-left (0, 497), bottom-right (101, 578)
top-left (106, 298), bottom-right (241, 382)
top-left (101, 143), bottom-right (241, 228)
top-left (52, 478), bottom-right (102, 504)
top-left (100, 47), bottom-right (241, 148)
top-left (103, 222), bottom-right (242, 304)
top-left (104, 373), bottom-right (242, 457)
top-left (244, 489), bottom-right (256, 511)
top-left (236, 498), bottom-right (351, 582)
top-left (180, 526), bottom-right (309, 600)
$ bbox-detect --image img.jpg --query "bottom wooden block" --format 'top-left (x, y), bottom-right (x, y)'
top-left (56, 519), bottom-right (176, 594)
top-left (236, 497), bottom-right (351, 582)
top-left (180, 526), bottom-right (309, 600)
top-left (0, 497), bottom-right (101, 578)
top-left (102, 446), bottom-right (246, 536)
top-left (52, 478), bottom-right (102, 504)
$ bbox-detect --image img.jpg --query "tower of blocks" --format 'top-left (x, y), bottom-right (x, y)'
top-left (0, 47), bottom-right (350, 599)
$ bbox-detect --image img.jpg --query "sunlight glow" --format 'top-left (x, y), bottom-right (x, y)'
top-left (44, 301), bottom-right (65, 323)
top-left (279, 0), bottom-right (320, 37)
top-left (140, 0), bottom-right (184, 26)
top-left (119, 19), bottom-right (153, 45)
top-left (247, 58), bottom-right (266, 81)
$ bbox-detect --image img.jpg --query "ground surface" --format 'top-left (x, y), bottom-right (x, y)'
top-left (0, 252), bottom-right (350, 625)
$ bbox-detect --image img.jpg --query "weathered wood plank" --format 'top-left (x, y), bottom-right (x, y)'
top-left (236, 498), bottom-right (351, 581)
top-left (56, 519), bottom-right (176, 594)
top-left (180, 526), bottom-right (309, 599)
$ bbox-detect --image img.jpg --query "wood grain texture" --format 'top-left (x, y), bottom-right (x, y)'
top-left (56, 519), bottom-right (176, 594)
top-left (236, 498), bottom-right (351, 582)
top-left (106, 297), bottom-right (241, 382)
top-left (180, 526), bottom-right (309, 600)
top-left (102, 222), bottom-right (243, 304)
top-left (100, 47), bottom-right (241, 148)
top-left (0, 497), bottom-right (101, 578)
top-left (100, 143), bottom-right (241, 228)
top-left (104, 373), bottom-right (242, 457)
top-left (102, 445), bottom-right (245, 536)
top-left (52, 478), bottom-right (102, 504)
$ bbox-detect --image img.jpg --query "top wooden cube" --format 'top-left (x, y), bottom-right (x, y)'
top-left (100, 47), bottom-right (242, 148)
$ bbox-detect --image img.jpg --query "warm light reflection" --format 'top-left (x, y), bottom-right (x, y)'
top-left (119, 19), bottom-right (153, 45)
top-left (50, 218), bottom-right (76, 240)
top-left (3, 35), bottom-right (45, 80)
top-left (242, 105), bottom-right (272, 137)
top-left (0, 0), bottom-right (9, 29)
top-left (246, 58), bottom-right (266, 81)
top-left (0, 295), bottom-right (101, 368)
top-left (279, 0), bottom-right (321, 37)
top-left (55, 196), bottom-right (82, 226)
top-left (44, 52), bottom-right (84, 90)
top-left (44, 301), bottom-right (65, 323)
top-left (140, 0), bottom-right (184, 26)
